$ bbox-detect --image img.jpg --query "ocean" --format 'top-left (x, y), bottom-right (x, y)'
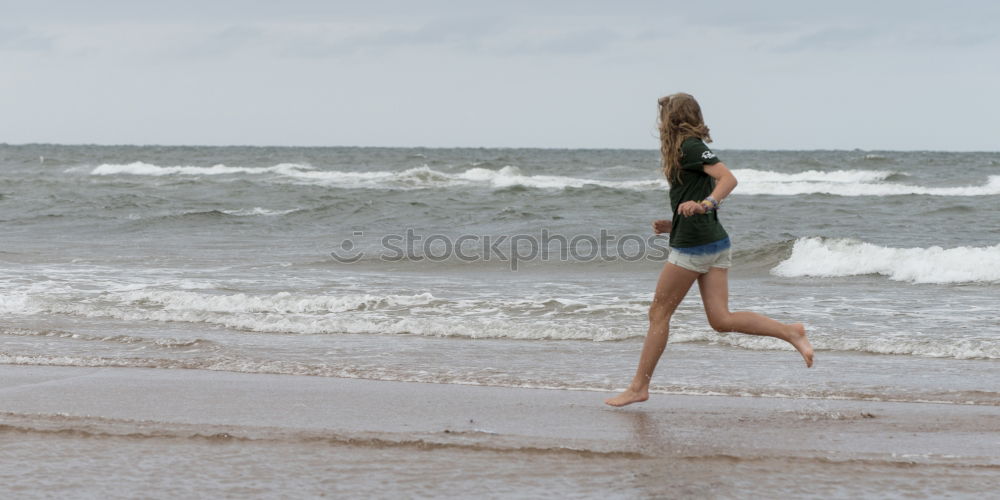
top-left (2, 144), bottom-right (999, 406)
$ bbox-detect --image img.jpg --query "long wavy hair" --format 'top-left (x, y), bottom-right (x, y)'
top-left (658, 93), bottom-right (712, 183)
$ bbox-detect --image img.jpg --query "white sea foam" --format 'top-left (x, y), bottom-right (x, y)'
top-left (86, 162), bottom-right (1000, 196)
top-left (772, 237), bottom-right (1000, 284)
top-left (89, 162), bottom-right (311, 177)
top-left (669, 329), bottom-right (1000, 360)
top-left (114, 290), bottom-right (439, 314)
top-left (1, 354), bottom-right (997, 405)
top-left (455, 165), bottom-right (662, 190)
top-left (735, 168), bottom-right (896, 184)
top-left (3, 288), bottom-right (997, 359)
top-left (220, 207), bottom-right (298, 217)
top-left (735, 171), bottom-right (1000, 196)
top-left (89, 162), bottom-right (664, 190)
top-left (0, 287), bottom-right (647, 342)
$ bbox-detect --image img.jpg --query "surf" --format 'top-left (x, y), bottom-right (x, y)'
top-left (773, 237), bottom-right (1000, 284)
top-left (85, 161), bottom-right (1000, 196)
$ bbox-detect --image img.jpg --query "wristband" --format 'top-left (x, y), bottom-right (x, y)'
top-left (700, 196), bottom-right (719, 212)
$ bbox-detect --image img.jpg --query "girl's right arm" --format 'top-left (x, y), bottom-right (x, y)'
top-left (678, 162), bottom-right (738, 216)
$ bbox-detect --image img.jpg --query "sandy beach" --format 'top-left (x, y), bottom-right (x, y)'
top-left (2, 365), bottom-right (997, 498)
top-left (5, 1), bottom-right (1000, 497)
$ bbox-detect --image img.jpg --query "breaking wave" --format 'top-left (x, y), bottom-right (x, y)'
top-left (2, 289), bottom-right (997, 359)
top-left (84, 162), bottom-right (1000, 196)
top-left (773, 238), bottom-right (1000, 284)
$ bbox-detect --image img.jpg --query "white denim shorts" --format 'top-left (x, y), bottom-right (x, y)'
top-left (667, 247), bottom-right (732, 274)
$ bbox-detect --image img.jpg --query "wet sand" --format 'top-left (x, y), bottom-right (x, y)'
top-left (2, 365), bottom-right (998, 498)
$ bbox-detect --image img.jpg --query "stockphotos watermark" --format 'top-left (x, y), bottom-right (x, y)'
top-left (330, 229), bottom-right (670, 270)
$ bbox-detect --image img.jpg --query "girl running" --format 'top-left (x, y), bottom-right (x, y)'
top-left (606, 93), bottom-right (814, 407)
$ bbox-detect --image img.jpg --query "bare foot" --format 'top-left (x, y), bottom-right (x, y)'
top-left (787, 323), bottom-right (814, 368)
top-left (605, 387), bottom-right (649, 407)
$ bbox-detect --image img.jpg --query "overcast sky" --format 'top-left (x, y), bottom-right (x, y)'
top-left (2, 0), bottom-right (999, 150)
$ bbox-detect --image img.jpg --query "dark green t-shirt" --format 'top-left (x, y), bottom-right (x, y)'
top-left (669, 137), bottom-right (728, 248)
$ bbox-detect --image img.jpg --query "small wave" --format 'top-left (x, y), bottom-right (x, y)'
top-left (3, 289), bottom-right (997, 359)
top-left (455, 166), bottom-right (663, 190)
top-left (738, 168), bottom-right (896, 184)
top-left (0, 289), bottom-right (642, 341)
top-left (165, 210), bottom-right (232, 220)
top-left (0, 327), bottom-right (214, 349)
top-left (15, 300), bottom-right (635, 341)
top-left (126, 208), bottom-right (299, 222)
top-left (85, 162), bottom-right (1000, 196)
top-left (0, 412), bottom-right (645, 457)
top-left (1, 356), bottom-right (998, 406)
top-left (921, 205), bottom-right (975, 216)
top-left (736, 169), bottom-right (1000, 197)
top-left (732, 239), bottom-right (796, 271)
top-left (258, 164), bottom-right (665, 191)
top-left (220, 207), bottom-right (298, 217)
top-left (114, 290), bottom-right (440, 314)
top-left (772, 237), bottom-right (1000, 284)
top-left (89, 162), bottom-right (313, 177)
top-left (862, 153), bottom-right (892, 162)
top-left (671, 329), bottom-right (1000, 360)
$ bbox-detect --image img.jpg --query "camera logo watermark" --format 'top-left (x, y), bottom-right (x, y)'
top-left (332, 231), bottom-right (366, 264)
top-left (331, 229), bottom-right (670, 270)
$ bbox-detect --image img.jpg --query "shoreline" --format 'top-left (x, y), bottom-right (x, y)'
top-left (2, 364), bottom-right (998, 497)
top-left (2, 364), bottom-right (998, 462)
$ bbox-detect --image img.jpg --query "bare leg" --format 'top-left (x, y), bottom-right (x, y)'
top-left (605, 263), bottom-right (700, 407)
top-left (697, 267), bottom-right (814, 367)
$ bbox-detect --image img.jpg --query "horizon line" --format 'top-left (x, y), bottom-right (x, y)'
top-left (1, 141), bottom-right (998, 154)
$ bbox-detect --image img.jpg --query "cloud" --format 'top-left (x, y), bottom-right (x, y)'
top-left (274, 16), bottom-right (511, 59)
top-left (0, 25), bottom-right (54, 52)
top-left (771, 22), bottom-right (1000, 54)
top-left (773, 26), bottom-right (881, 52)
top-left (3, 1), bottom-right (999, 149)
top-left (157, 25), bottom-right (271, 59)
top-left (501, 27), bottom-right (621, 55)
top-left (269, 17), bottom-right (623, 59)
top-left (359, 16), bottom-right (509, 48)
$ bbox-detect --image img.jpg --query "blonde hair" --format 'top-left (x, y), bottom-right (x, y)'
top-left (658, 93), bottom-right (712, 183)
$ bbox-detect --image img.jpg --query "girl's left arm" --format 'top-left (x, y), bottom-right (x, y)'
top-left (704, 162), bottom-right (738, 202)
top-left (678, 163), bottom-right (738, 216)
